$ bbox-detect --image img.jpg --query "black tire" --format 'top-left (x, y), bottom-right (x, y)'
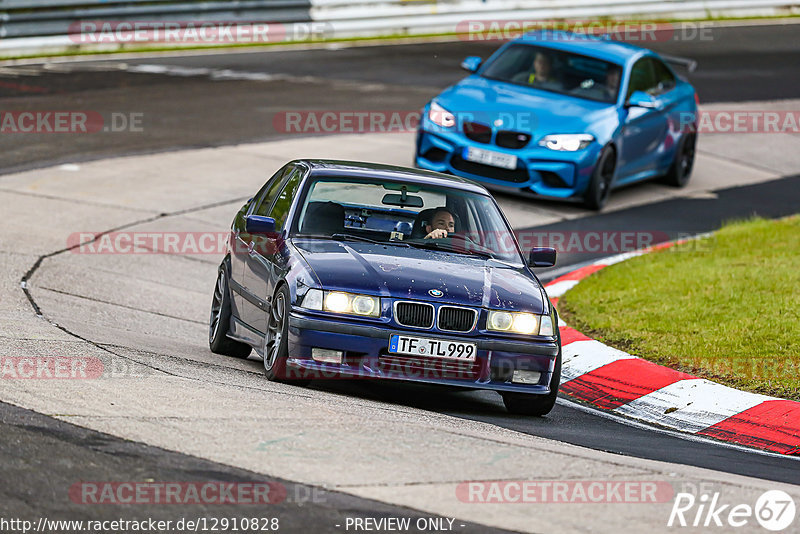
top-left (263, 284), bottom-right (310, 385)
top-left (583, 145), bottom-right (616, 211)
top-left (209, 265), bottom-right (252, 358)
top-left (501, 347), bottom-right (562, 416)
top-left (662, 133), bottom-right (696, 187)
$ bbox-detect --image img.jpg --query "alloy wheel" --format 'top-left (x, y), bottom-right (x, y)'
top-left (209, 271), bottom-right (224, 344)
top-left (264, 293), bottom-right (286, 370)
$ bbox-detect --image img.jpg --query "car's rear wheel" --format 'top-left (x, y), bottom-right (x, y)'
top-left (662, 133), bottom-right (696, 187)
top-left (501, 348), bottom-right (562, 416)
top-left (209, 265), bottom-right (252, 358)
top-left (263, 284), bottom-right (309, 385)
top-left (583, 145), bottom-right (616, 211)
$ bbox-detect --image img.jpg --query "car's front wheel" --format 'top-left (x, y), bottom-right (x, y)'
top-left (209, 265), bottom-right (252, 358)
top-left (501, 349), bottom-right (561, 416)
top-left (583, 145), bottom-right (616, 211)
top-left (662, 132), bottom-right (696, 187)
top-left (263, 284), bottom-right (309, 385)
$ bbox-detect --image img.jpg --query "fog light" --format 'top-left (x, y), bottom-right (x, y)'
top-left (311, 348), bottom-right (343, 364)
top-left (511, 370), bottom-right (541, 385)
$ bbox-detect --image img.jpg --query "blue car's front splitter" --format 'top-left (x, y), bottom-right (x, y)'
top-left (286, 313), bottom-right (559, 395)
top-left (415, 128), bottom-right (599, 200)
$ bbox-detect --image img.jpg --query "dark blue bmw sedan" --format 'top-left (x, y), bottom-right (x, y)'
top-left (209, 160), bottom-right (561, 415)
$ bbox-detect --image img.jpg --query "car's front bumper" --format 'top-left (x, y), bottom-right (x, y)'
top-left (415, 126), bottom-right (601, 200)
top-left (286, 312), bottom-right (560, 394)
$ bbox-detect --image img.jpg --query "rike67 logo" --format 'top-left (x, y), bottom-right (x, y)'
top-left (668, 490), bottom-right (796, 531)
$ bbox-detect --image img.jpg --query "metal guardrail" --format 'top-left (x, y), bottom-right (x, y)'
top-left (1, 0), bottom-right (176, 8)
top-left (309, 0), bottom-right (799, 35)
top-left (0, 0), bottom-right (797, 55)
top-left (0, 0), bottom-right (312, 38)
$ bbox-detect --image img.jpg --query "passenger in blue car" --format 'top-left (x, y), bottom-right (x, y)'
top-left (604, 67), bottom-right (622, 101)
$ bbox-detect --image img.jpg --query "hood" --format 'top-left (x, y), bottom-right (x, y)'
top-left (293, 239), bottom-right (545, 314)
top-left (436, 75), bottom-right (616, 137)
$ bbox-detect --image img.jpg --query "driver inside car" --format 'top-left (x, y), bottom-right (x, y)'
top-left (424, 207), bottom-right (456, 239)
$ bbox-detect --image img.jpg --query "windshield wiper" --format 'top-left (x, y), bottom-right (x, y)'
top-left (330, 233), bottom-right (410, 247)
top-left (408, 240), bottom-right (494, 259)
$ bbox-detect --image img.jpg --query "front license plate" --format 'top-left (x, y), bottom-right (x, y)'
top-left (388, 334), bottom-right (477, 361)
top-left (463, 146), bottom-right (518, 170)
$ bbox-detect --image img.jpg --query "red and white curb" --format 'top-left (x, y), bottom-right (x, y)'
top-left (544, 242), bottom-right (800, 456)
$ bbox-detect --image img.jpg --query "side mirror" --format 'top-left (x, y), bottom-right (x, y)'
top-left (626, 90), bottom-right (657, 109)
top-left (245, 215), bottom-right (276, 235)
top-left (461, 56), bottom-right (482, 72)
top-left (529, 247), bottom-right (557, 268)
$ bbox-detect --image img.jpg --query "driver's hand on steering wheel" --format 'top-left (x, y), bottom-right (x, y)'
top-left (424, 229), bottom-right (448, 239)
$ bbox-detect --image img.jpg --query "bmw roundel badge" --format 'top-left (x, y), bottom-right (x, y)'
top-left (429, 289), bottom-right (444, 297)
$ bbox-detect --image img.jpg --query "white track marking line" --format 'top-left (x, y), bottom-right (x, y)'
top-left (561, 340), bottom-right (635, 383)
top-left (556, 398), bottom-right (800, 462)
top-left (543, 279), bottom-right (579, 298)
top-left (614, 379), bottom-right (776, 433)
top-left (593, 250), bottom-right (644, 266)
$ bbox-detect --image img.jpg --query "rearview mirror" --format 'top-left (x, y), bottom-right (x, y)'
top-left (461, 56), bottom-right (482, 72)
top-left (626, 90), bottom-right (657, 109)
top-left (382, 193), bottom-right (424, 208)
top-left (529, 247), bottom-right (557, 268)
top-left (245, 215), bottom-right (276, 235)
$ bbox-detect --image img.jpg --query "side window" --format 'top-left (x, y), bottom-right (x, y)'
top-left (626, 58), bottom-right (656, 99)
top-left (268, 168), bottom-right (303, 231)
top-left (254, 166), bottom-right (290, 216)
top-left (652, 58), bottom-right (676, 94)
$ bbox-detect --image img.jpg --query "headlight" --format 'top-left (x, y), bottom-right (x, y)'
top-left (487, 310), bottom-right (554, 335)
top-left (300, 289), bottom-right (380, 317)
top-left (428, 101), bottom-right (456, 128)
top-left (305, 290), bottom-right (381, 317)
top-left (352, 295), bottom-right (377, 315)
top-left (325, 292), bottom-right (350, 313)
top-left (538, 134), bottom-right (594, 151)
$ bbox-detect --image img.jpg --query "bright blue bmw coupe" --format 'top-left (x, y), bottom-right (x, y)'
top-left (209, 160), bottom-right (562, 415)
top-left (415, 31), bottom-right (699, 209)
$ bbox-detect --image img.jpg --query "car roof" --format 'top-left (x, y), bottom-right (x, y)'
top-left (297, 159), bottom-right (491, 194)
top-left (515, 30), bottom-right (648, 64)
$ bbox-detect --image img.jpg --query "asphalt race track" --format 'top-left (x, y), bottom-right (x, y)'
top-left (2, 21), bottom-right (800, 173)
top-left (1, 20), bottom-right (799, 533)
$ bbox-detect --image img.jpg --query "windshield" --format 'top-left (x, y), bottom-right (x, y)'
top-left (292, 176), bottom-right (523, 263)
top-left (481, 44), bottom-right (622, 104)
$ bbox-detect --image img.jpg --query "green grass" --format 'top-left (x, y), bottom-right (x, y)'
top-left (559, 216), bottom-right (800, 401)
